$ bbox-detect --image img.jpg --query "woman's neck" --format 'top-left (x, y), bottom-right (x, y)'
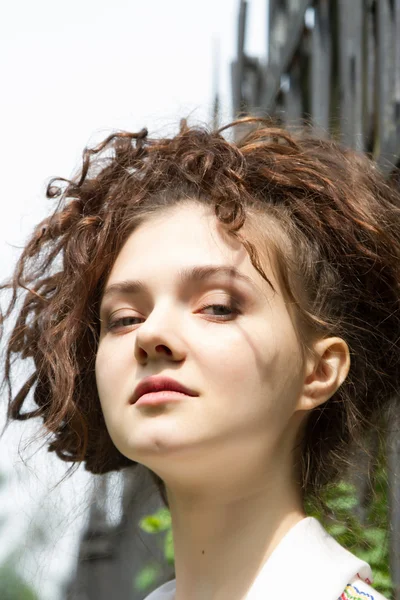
top-left (166, 474), bottom-right (305, 600)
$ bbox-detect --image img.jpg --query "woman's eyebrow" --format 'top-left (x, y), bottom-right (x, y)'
top-left (101, 264), bottom-right (267, 300)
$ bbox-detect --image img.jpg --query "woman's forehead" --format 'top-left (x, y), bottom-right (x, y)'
top-left (106, 202), bottom-right (280, 295)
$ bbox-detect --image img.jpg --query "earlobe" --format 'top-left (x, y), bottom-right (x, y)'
top-left (297, 337), bottom-right (351, 412)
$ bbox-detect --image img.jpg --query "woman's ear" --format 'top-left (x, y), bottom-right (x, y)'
top-left (297, 337), bottom-right (351, 412)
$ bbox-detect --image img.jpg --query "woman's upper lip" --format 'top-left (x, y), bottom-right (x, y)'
top-left (131, 376), bottom-right (198, 404)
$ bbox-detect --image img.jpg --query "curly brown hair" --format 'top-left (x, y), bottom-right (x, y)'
top-left (1, 116), bottom-right (399, 510)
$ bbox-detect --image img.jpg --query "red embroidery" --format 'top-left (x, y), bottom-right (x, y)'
top-left (356, 571), bottom-right (372, 585)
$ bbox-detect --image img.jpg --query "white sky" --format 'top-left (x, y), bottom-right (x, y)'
top-left (0, 1), bottom-right (267, 598)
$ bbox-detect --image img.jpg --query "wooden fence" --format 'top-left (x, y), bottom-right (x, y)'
top-left (232, 0), bottom-right (400, 174)
top-left (231, 1), bottom-right (400, 598)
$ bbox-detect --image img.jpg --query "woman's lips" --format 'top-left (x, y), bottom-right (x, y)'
top-left (132, 375), bottom-right (198, 404)
top-left (134, 390), bottom-right (192, 407)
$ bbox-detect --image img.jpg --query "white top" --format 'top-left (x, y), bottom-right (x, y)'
top-left (142, 516), bottom-right (388, 600)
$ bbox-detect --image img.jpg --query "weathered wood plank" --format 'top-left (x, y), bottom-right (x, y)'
top-left (363, 0), bottom-right (376, 152)
top-left (231, 0), bottom-right (248, 117)
top-left (337, 0), bottom-right (364, 150)
top-left (395, 0), bottom-right (400, 169)
top-left (375, 0), bottom-right (400, 174)
top-left (310, 0), bottom-right (331, 133)
top-left (265, 0), bottom-right (310, 109)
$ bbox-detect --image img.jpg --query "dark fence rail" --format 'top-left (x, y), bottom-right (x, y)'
top-left (231, 1), bottom-right (400, 598)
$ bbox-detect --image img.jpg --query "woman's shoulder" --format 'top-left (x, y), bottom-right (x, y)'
top-left (142, 577), bottom-right (390, 600)
top-left (339, 577), bottom-right (389, 600)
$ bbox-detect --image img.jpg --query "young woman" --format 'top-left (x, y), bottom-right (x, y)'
top-left (1, 117), bottom-right (398, 600)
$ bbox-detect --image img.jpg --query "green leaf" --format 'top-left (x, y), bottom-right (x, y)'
top-left (139, 508), bottom-right (172, 534)
top-left (325, 494), bottom-right (358, 513)
top-left (357, 545), bottom-right (387, 569)
top-left (133, 563), bottom-right (162, 592)
top-left (164, 529), bottom-right (175, 564)
top-left (371, 570), bottom-right (393, 591)
top-left (325, 523), bottom-right (347, 537)
top-left (362, 527), bottom-right (387, 548)
top-left (139, 516), bottom-right (163, 534)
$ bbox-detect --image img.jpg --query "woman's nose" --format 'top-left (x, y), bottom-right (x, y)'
top-left (133, 304), bottom-right (184, 363)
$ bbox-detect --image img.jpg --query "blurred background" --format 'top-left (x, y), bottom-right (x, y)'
top-left (0, 1), bottom-right (399, 599)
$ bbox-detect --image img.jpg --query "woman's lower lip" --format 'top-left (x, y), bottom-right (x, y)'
top-left (134, 391), bottom-right (191, 406)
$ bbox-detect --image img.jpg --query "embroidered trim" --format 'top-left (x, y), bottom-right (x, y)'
top-left (339, 583), bottom-right (375, 599)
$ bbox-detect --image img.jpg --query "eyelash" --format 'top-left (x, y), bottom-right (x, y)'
top-left (106, 301), bottom-right (241, 332)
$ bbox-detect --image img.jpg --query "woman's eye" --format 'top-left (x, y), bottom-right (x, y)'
top-left (107, 316), bottom-right (142, 331)
top-left (198, 301), bottom-right (241, 320)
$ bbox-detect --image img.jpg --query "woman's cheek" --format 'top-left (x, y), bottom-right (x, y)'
top-left (95, 344), bottom-right (111, 399)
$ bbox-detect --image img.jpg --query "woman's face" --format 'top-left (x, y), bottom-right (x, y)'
top-left (96, 201), bottom-right (307, 489)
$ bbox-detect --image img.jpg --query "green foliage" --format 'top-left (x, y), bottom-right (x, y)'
top-left (0, 471), bottom-right (39, 600)
top-left (163, 528), bottom-right (174, 564)
top-left (138, 507), bottom-right (171, 534)
top-left (136, 449), bottom-right (393, 598)
top-left (134, 563), bottom-right (162, 592)
top-left (305, 449), bottom-right (393, 599)
top-left (133, 508), bottom-right (174, 594)
top-left (0, 562), bottom-right (39, 600)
